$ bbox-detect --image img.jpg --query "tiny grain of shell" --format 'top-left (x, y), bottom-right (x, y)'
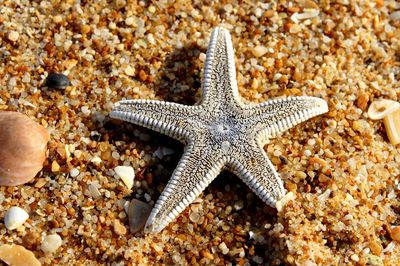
top-left (0, 111), bottom-right (50, 186)
top-left (4, 206), bottom-right (29, 230)
top-left (114, 166), bottom-right (135, 189)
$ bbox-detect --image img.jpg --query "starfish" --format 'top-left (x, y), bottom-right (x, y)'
top-left (110, 27), bottom-right (328, 233)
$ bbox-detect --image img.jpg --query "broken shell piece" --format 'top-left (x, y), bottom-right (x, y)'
top-left (4, 206), bottom-right (29, 230)
top-left (0, 244), bottom-right (41, 266)
top-left (275, 192), bottom-right (296, 212)
top-left (114, 166), bottom-right (135, 189)
top-left (368, 99), bottom-right (400, 145)
top-left (40, 234), bottom-right (62, 253)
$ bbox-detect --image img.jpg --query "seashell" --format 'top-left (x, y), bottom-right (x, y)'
top-left (41, 234), bottom-right (62, 253)
top-left (0, 111), bottom-right (50, 186)
top-left (368, 99), bottom-right (400, 145)
top-left (4, 206), bottom-right (29, 230)
top-left (0, 244), bottom-right (41, 266)
top-left (114, 166), bottom-right (135, 189)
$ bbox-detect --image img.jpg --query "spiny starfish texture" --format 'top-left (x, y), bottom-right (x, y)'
top-left (110, 27), bottom-right (328, 233)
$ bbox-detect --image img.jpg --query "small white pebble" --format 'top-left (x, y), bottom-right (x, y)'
top-left (69, 168), bottom-right (80, 178)
top-left (218, 242), bottom-right (229, 255)
top-left (8, 31), bottom-right (19, 42)
top-left (350, 254), bottom-right (359, 262)
top-left (125, 17), bottom-right (134, 25)
top-left (114, 166), bottom-right (135, 189)
top-left (303, 149), bottom-right (312, 156)
top-left (252, 45), bottom-right (268, 57)
top-left (4, 207), bottom-right (29, 230)
top-left (41, 234), bottom-right (62, 253)
top-left (124, 65), bottom-right (135, 76)
top-left (276, 192), bottom-right (296, 212)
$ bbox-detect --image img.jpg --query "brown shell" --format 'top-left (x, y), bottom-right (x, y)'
top-left (0, 111), bottom-right (50, 186)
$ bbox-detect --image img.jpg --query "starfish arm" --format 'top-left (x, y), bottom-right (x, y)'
top-left (110, 99), bottom-right (200, 141)
top-left (145, 142), bottom-right (225, 233)
top-left (200, 27), bottom-right (240, 106)
top-left (245, 96), bottom-right (328, 140)
top-left (227, 143), bottom-right (285, 207)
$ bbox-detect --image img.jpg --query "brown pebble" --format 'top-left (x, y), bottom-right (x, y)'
top-left (390, 226), bottom-right (400, 242)
top-left (356, 93), bottom-right (370, 110)
top-left (138, 70), bottom-right (148, 82)
top-left (369, 240), bottom-right (382, 255)
top-left (0, 112), bottom-right (50, 186)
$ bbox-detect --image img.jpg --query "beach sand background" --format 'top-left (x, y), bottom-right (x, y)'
top-left (1, 0), bottom-right (400, 265)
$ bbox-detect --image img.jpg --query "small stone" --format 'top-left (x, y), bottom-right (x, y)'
top-left (124, 65), bottom-right (136, 76)
top-left (69, 168), bottom-right (80, 178)
top-left (218, 242), bottom-right (229, 255)
top-left (369, 240), bottom-right (382, 255)
top-left (0, 244), bottom-right (40, 266)
top-left (252, 45), bottom-right (268, 57)
top-left (4, 206), bottom-right (29, 230)
top-left (88, 183), bottom-right (102, 199)
top-left (80, 24), bottom-right (91, 34)
top-left (40, 234), bottom-right (62, 253)
top-left (366, 254), bottom-right (384, 266)
top-left (128, 199), bottom-right (152, 233)
top-left (189, 211), bottom-right (201, 223)
top-left (114, 166), bottom-right (135, 189)
top-left (44, 73), bottom-right (71, 89)
top-left (113, 219), bottom-right (127, 235)
top-left (53, 15), bottom-right (63, 23)
top-left (148, 5), bottom-right (156, 13)
top-left (8, 31), bottom-right (19, 42)
top-left (390, 226), bottom-right (400, 242)
top-left (233, 200), bottom-right (244, 211)
top-left (51, 160), bottom-right (60, 172)
top-left (0, 112), bottom-right (50, 186)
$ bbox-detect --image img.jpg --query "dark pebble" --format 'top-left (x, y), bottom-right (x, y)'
top-left (44, 73), bottom-right (71, 89)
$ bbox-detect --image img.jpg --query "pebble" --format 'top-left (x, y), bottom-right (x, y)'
top-left (40, 234), bottom-right (62, 253)
top-left (113, 219), bottom-right (127, 235)
top-left (114, 166), bottom-right (135, 189)
top-left (124, 65), bottom-right (136, 76)
top-left (8, 30), bottom-right (19, 42)
top-left (4, 206), bottom-right (29, 230)
top-left (51, 160), bottom-right (60, 172)
top-left (69, 168), bottom-right (80, 178)
top-left (390, 226), bottom-right (400, 242)
top-left (0, 244), bottom-right (40, 266)
top-left (218, 242), bottom-right (229, 255)
top-left (251, 45), bottom-right (268, 57)
top-left (128, 199), bottom-right (152, 233)
top-left (0, 112), bottom-right (50, 186)
top-left (44, 73), bottom-right (71, 89)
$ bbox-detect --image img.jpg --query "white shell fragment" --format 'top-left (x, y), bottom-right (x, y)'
top-left (4, 207), bottom-right (29, 230)
top-left (367, 99), bottom-right (400, 120)
top-left (368, 99), bottom-right (400, 145)
top-left (276, 192), bottom-right (296, 212)
top-left (114, 166), bottom-right (135, 189)
top-left (40, 234), bottom-right (62, 253)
